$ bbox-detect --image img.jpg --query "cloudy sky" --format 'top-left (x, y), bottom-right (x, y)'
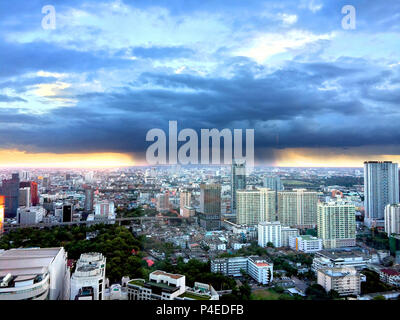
top-left (1, 0), bottom-right (400, 167)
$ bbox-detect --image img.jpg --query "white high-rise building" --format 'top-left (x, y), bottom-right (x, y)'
top-left (70, 252), bottom-right (106, 300)
top-left (258, 221), bottom-right (282, 247)
top-left (237, 188), bottom-right (275, 225)
top-left (317, 200), bottom-right (356, 249)
top-left (385, 204), bottom-right (400, 235)
top-left (364, 161), bottom-right (399, 227)
top-left (278, 189), bottom-right (318, 228)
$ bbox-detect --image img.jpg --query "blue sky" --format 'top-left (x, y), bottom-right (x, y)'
top-left (1, 0), bottom-right (400, 166)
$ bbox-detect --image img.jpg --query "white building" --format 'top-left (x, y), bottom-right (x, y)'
top-left (258, 221), bottom-right (282, 247)
top-left (127, 270), bottom-right (218, 300)
top-left (289, 235), bottom-right (322, 253)
top-left (104, 284), bottom-right (128, 300)
top-left (247, 256), bottom-right (273, 285)
top-left (281, 226), bottom-right (299, 247)
top-left (0, 247), bottom-right (69, 300)
top-left (17, 206), bottom-right (46, 225)
top-left (317, 267), bottom-right (361, 296)
top-left (364, 161), bottom-right (399, 227)
top-left (317, 200), bottom-right (356, 249)
top-left (211, 257), bottom-right (249, 277)
top-left (384, 204), bottom-right (400, 236)
top-left (70, 252), bottom-right (106, 300)
top-left (277, 189), bottom-right (318, 229)
top-left (237, 188), bottom-right (276, 225)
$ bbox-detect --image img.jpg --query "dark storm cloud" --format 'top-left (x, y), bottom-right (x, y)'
top-left (0, 0), bottom-right (399, 164)
top-left (1, 57), bottom-right (400, 162)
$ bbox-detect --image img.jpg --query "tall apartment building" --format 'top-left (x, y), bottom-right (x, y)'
top-left (199, 184), bottom-right (221, 230)
top-left (237, 188), bottom-right (275, 225)
top-left (317, 267), bottom-right (361, 296)
top-left (264, 176), bottom-right (283, 220)
top-left (0, 247), bottom-right (69, 300)
top-left (278, 189), bottom-right (318, 228)
top-left (317, 201), bottom-right (356, 249)
top-left (231, 160), bottom-right (246, 215)
top-left (364, 161), bottom-right (399, 227)
top-left (70, 252), bottom-right (106, 300)
top-left (264, 176), bottom-right (284, 191)
top-left (385, 204), bottom-right (400, 236)
top-left (258, 221), bottom-right (282, 247)
top-left (0, 173), bottom-right (20, 218)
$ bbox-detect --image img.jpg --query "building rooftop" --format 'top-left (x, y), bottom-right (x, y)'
top-left (0, 247), bottom-right (63, 277)
top-left (381, 269), bottom-right (400, 276)
top-left (151, 270), bottom-right (184, 280)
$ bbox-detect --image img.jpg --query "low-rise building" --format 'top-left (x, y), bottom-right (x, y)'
top-left (127, 270), bottom-right (218, 300)
top-left (379, 269), bottom-right (400, 287)
top-left (317, 267), bottom-right (361, 296)
top-left (211, 257), bottom-right (248, 277)
top-left (210, 256), bottom-right (273, 284)
top-left (247, 256), bottom-right (274, 285)
top-left (289, 235), bottom-right (322, 253)
top-left (312, 249), bottom-right (375, 272)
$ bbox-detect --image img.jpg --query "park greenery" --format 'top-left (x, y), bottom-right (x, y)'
top-left (361, 269), bottom-right (393, 294)
top-left (357, 230), bottom-right (389, 250)
top-left (0, 223), bottom-right (238, 292)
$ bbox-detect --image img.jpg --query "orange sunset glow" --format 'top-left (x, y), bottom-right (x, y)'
top-left (0, 149), bottom-right (138, 168)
